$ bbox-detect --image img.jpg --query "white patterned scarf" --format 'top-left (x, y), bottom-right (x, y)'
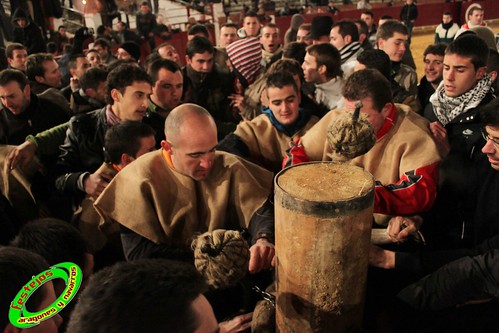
top-left (430, 74), bottom-right (493, 126)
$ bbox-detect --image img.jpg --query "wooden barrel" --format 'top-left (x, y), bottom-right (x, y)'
top-left (275, 162), bottom-right (374, 333)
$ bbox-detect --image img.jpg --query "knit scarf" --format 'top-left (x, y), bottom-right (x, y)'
top-left (262, 107), bottom-right (311, 137)
top-left (340, 42), bottom-right (361, 64)
top-left (261, 46), bottom-right (282, 65)
top-left (430, 74), bottom-right (493, 126)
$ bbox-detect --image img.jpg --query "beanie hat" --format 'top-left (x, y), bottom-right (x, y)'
top-left (120, 42), bottom-right (141, 61)
top-left (310, 16), bottom-right (334, 40)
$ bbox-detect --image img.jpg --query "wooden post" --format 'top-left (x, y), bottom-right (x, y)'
top-left (275, 162), bottom-right (374, 332)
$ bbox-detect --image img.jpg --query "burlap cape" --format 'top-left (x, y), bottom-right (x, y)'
top-left (94, 150), bottom-right (274, 248)
top-left (234, 113), bottom-right (318, 174)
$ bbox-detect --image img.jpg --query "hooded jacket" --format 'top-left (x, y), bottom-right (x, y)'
top-left (11, 8), bottom-right (46, 54)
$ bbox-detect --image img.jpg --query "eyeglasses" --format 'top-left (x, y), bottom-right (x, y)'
top-left (482, 129), bottom-right (499, 149)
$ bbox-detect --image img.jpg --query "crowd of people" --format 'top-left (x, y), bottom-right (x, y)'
top-left (0, 0), bottom-right (498, 332)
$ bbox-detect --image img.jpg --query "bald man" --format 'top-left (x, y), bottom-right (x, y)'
top-left (95, 103), bottom-right (275, 274)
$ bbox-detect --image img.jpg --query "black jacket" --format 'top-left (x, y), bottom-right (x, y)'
top-left (423, 92), bottom-right (496, 249)
top-left (55, 107), bottom-right (165, 196)
top-left (400, 3), bottom-right (418, 23)
top-left (11, 8), bottom-right (46, 54)
top-left (0, 93), bottom-right (69, 145)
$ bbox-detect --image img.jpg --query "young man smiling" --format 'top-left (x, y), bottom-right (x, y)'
top-left (218, 71), bottom-right (318, 173)
top-left (419, 43), bottom-right (446, 112)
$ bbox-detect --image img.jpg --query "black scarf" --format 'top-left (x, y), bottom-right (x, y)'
top-left (442, 20), bottom-right (454, 30)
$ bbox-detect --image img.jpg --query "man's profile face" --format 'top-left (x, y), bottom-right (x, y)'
top-left (152, 68), bottom-right (183, 111)
top-left (442, 14), bottom-right (452, 24)
top-left (469, 9), bottom-right (484, 25)
top-left (163, 114), bottom-right (218, 181)
top-left (72, 57), bottom-right (91, 79)
top-left (302, 53), bottom-right (322, 84)
top-left (219, 26), bottom-right (238, 47)
top-left (186, 51), bottom-right (214, 73)
top-left (86, 51), bottom-right (102, 67)
top-left (443, 53), bottom-right (485, 97)
top-left (0, 81), bottom-right (30, 115)
top-left (329, 26), bottom-right (347, 50)
top-left (158, 45), bottom-right (180, 63)
top-left (112, 81), bottom-right (152, 121)
top-left (344, 96), bottom-right (387, 133)
top-left (244, 16), bottom-right (260, 37)
top-left (39, 60), bottom-right (62, 88)
top-left (296, 28), bottom-right (312, 45)
top-left (135, 135), bottom-right (156, 159)
top-left (361, 13), bottom-right (373, 28)
top-left (8, 49), bottom-right (28, 71)
top-left (424, 53), bottom-right (444, 85)
top-left (482, 125), bottom-right (499, 171)
top-left (378, 32), bottom-right (407, 62)
top-left (267, 84), bottom-right (301, 126)
top-left (260, 26), bottom-right (280, 53)
top-left (87, 81), bottom-right (107, 104)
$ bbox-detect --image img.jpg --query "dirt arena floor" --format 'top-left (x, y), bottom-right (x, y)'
top-left (411, 21), bottom-right (499, 80)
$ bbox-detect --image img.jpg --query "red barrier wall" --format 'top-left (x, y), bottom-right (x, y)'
top-left (275, 0), bottom-right (498, 36)
top-left (166, 1), bottom-right (499, 65)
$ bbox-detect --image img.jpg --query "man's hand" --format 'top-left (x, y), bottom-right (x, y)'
top-left (84, 172), bottom-right (112, 198)
top-left (219, 312), bottom-right (252, 333)
top-left (228, 94), bottom-right (245, 113)
top-left (369, 244), bottom-right (395, 269)
top-left (387, 215), bottom-right (423, 242)
top-left (7, 141), bottom-right (38, 172)
top-left (429, 121), bottom-right (450, 157)
top-left (248, 238), bottom-right (275, 274)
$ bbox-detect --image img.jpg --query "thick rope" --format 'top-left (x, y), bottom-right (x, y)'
top-left (191, 229), bottom-right (250, 289)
